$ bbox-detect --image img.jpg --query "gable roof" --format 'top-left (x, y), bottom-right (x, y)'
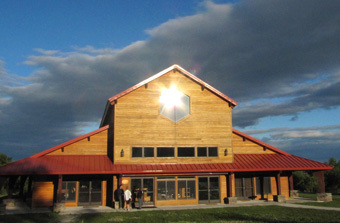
top-left (232, 128), bottom-right (290, 156)
top-left (101, 64), bottom-right (237, 126)
top-left (30, 125), bottom-right (109, 158)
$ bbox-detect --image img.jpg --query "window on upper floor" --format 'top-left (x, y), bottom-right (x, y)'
top-left (159, 86), bottom-right (190, 122)
top-left (177, 147), bottom-right (195, 157)
top-left (157, 147), bottom-right (175, 157)
top-left (132, 147), bottom-right (154, 158)
top-left (197, 147), bottom-right (218, 157)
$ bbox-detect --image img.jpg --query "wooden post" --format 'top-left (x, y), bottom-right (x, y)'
top-left (27, 176), bottom-right (32, 197)
top-left (19, 176), bottom-right (27, 198)
top-left (227, 173), bottom-right (233, 197)
top-left (106, 175), bottom-right (114, 207)
top-left (314, 171), bottom-right (325, 193)
top-left (276, 172), bottom-right (281, 195)
top-left (288, 173), bottom-right (294, 191)
top-left (57, 175), bottom-right (63, 203)
top-left (117, 174), bottom-right (122, 187)
top-left (8, 176), bottom-right (18, 199)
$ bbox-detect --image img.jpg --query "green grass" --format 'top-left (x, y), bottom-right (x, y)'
top-left (2, 206), bottom-right (339, 223)
top-left (298, 193), bottom-right (340, 208)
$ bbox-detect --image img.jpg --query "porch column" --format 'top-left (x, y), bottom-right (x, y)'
top-left (227, 173), bottom-right (233, 197)
top-left (288, 172), bottom-right (298, 198)
top-left (314, 171), bottom-right (325, 193)
top-left (226, 173), bottom-right (237, 204)
top-left (53, 175), bottom-right (65, 212)
top-left (27, 176), bottom-right (32, 198)
top-left (56, 175), bottom-right (63, 203)
top-left (8, 176), bottom-right (18, 199)
top-left (19, 176), bottom-right (28, 198)
top-left (275, 172), bottom-right (281, 195)
top-left (0, 177), bottom-right (6, 191)
top-left (106, 175), bottom-right (114, 207)
top-left (313, 171), bottom-right (332, 202)
top-left (117, 174), bottom-right (122, 187)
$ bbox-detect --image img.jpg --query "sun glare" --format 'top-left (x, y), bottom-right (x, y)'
top-left (160, 86), bottom-right (183, 108)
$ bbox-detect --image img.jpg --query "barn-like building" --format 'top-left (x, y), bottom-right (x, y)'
top-left (0, 65), bottom-right (332, 209)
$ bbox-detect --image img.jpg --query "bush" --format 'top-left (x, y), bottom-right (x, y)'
top-left (293, 171), bottom-right (319, 193)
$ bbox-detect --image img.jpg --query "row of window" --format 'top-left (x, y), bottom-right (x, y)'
top-left (131, 146), bottom-right (218, 158)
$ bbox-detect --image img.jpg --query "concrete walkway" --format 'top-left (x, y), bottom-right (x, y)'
top-left (3, 199), bottom-right (340, 216)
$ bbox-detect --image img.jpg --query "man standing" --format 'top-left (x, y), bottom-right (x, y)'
top-left (136, 187), bottom-right (143, 209)
top-left (117, 185), bottom-right (124, 209)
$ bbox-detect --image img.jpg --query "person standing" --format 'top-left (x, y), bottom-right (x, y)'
top-left (136, 187), bottom-right (143, 209)
top-left (124, 186), bottom-right (132, 210)
top-left (117, 185), bottom-right (124, 209)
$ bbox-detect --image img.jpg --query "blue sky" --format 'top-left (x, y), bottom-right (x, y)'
top-left (1, 0), bottom-right (340, 162)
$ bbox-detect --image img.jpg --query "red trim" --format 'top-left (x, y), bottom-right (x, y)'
top-left (232, 128), bottom-right (290, 155)
top-left (31, 125), bottom-right (109, 158)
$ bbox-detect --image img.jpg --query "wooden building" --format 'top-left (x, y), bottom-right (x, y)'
top-left (0, 65), bottom-right (333, 209)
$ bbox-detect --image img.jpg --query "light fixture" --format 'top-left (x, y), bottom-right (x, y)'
top-left (120, 149), bottom-right (124, 157)
top-left (224, 149), bottom-right (228, 156)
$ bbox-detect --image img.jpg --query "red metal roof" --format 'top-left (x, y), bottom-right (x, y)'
top-left (232, 128), bottom-right (290, 155)
top-left (0, 154), bottom-right (332, 176)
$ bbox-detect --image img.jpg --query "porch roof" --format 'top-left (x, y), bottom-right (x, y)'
top-left (0, 153), bottom-right (332, 176)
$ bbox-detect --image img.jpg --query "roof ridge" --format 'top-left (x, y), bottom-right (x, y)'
top-left (30, 125), bottom-right (109, 158)
top-left (107, 64), bottom-right (237, 106)
top-left (232, 128), bottom-right (290, 156)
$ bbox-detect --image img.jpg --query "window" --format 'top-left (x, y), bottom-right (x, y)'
top-left (178, 177), bottom-right (196, 199)
top-left (157, 177), bottom-right (175, 200)
top-left (197, 147), bottom-right (218, 157)
top-left (178, 147), bottom-right (195, 157)
top-left (157, 147), bottom-right (174, 157)
top-left (61, 181), bottom-right (77, 202)
top-left (160, 87), bottom-right (190, 122)
top-left (132, 147), bottom-right (154, 158)
top-left (256, 177), bottom-right (272, 195)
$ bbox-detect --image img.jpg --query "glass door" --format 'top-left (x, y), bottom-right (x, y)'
top-left (235, 177), bottom-right (254, 200)
top-left (131, 178), bottom-right (154, 207)
top-left (78, 181), bottom-right (102, 206)
top-left (198, 176), bottom-right (220, 203)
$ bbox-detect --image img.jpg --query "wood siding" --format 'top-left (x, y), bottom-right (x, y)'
top-left (47, 130), bottom-right (108, 155)
top-left (114, 70), bottom-right (233, 164)
top-left (232, 133), bottom-right (275, 154)
top-left (32, 181), bottom-right (54, 208)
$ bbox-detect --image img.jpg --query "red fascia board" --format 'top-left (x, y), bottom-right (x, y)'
top-left (232, 128), bottom-right (290, 156)
top-left (30, 125), bottom-right (109, 158)
top-left (107, 64), bottom-right (238, 106)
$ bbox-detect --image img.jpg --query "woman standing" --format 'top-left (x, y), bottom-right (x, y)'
top-left (124, 186), bottom-right (132, 211)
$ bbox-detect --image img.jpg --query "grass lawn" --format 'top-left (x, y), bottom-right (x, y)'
top-left (1, 206), bottom-right (340, 223)
top-left (299, 193), bottom-right (340, 208)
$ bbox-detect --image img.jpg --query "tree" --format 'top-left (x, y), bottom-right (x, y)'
top-left (293, 171), bottom-right (319, 193)
top-left (0, 153), bottom-right (12, 166)
top-left (325, 157), bottom-right (340, 192)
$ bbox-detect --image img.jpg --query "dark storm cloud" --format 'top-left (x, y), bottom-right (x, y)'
top-left (1, 0), bottom-right (340, 160)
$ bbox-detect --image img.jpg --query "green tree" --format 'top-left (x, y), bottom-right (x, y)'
top-left (293, 171), bottom-right (319, 193)
top-left (325, 157), bottom-right (340, 192)
top-left (0, 153), bottom-right (12, 166)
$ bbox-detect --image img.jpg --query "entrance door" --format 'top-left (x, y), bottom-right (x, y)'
top-left (78, 181), bottom-right (102, 206)
top-left (130, 178), bottom-right (154, 207)
top-left (198, 176), bottom-right (220, 203)
top-left (235, 177), bottom-right (254, 200)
